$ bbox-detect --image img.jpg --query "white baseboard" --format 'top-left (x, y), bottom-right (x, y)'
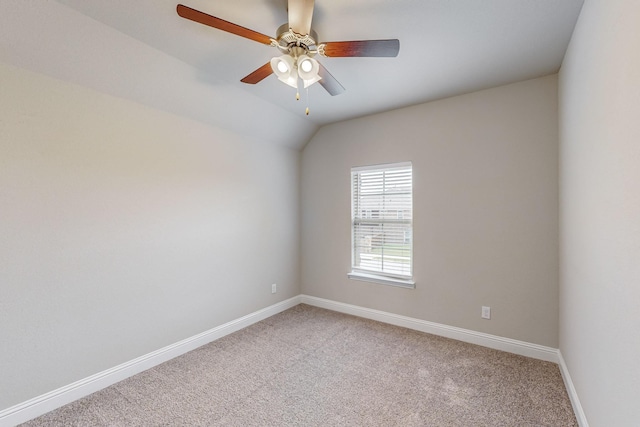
top-left (0, 296), bottom-right (301, 427)
top-left (300, 295), bottom-right (560, 363)
top-left (558, 351), bottom-right (589, 427)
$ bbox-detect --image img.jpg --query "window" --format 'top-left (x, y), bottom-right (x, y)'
top-left (349, 162), bottom-right (414, 288)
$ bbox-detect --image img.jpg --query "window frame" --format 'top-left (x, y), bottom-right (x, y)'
top-left (348, 162), bottom-right (415, 289)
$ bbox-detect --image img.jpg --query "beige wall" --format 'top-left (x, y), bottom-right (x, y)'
top-left (301, 75), bottom-right (559, 347)
top-left (0, 63), bottom-right (301, 410)
top-left (559, 0), bottom-right (640, 424)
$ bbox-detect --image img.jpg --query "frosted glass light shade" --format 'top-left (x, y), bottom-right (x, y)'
top-left (271, 55), bottom-right (298, 88)
top-left (297, 55), bottom-right (321, 88)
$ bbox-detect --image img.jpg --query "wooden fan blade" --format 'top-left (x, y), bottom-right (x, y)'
top-left (318, 62), bottom-right (345, 96)
top-left (240, 62), bottom-right (274, 84)
top-left (321, 39), bottom-right (400, 57)
top-left (288, 0), bottom-right (314, 36)
top-left (177, 4), bottom-right (272, 45)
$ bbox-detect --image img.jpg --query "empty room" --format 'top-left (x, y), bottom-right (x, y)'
top-left (1, 0), bottom-right (638, 426)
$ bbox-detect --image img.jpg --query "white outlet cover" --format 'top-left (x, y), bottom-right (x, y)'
top-left (481, 306), bottom-right (491, 319)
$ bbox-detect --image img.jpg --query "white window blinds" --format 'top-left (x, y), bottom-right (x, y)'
top-left (351, 162), bottom-right (413, 280)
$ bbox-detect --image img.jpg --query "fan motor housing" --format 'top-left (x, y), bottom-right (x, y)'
top-left (276, 23), bottom-right (318, 53)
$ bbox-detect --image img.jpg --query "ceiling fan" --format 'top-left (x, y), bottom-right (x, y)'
top-left (176, 0), bottom-right (399, 101)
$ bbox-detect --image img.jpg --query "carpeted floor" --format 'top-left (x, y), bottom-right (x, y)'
top-left (21, 304), bottom-right (577, 426)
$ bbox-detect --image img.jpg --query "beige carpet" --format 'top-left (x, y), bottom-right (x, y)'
top-left (21, 304), bottom-right (577, 426)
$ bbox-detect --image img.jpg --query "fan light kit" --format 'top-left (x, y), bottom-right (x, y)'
top-left (177, 0), bottom-right (400, 115)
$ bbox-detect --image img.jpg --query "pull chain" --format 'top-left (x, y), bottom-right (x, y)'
top-left (293, 80), bottom-right (310, 116)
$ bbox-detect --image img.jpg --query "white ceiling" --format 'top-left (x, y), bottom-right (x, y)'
top-left (1, 0), bottom-right (583, 149)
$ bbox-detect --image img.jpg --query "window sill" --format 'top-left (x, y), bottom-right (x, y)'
top-left (348, 272), bottom-right (415, 289)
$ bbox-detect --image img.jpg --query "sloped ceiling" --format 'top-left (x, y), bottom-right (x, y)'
top-left (1, 0), bottom-right (583, 149)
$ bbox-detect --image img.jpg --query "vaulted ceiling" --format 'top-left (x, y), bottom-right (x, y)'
top-left (0, 0), bottom-right (584, 148)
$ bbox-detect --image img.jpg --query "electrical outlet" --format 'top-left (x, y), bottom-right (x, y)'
top-left (271, 283), bottom-right (277, 294)
top-left (481, 306), bottom-right (491, 319)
